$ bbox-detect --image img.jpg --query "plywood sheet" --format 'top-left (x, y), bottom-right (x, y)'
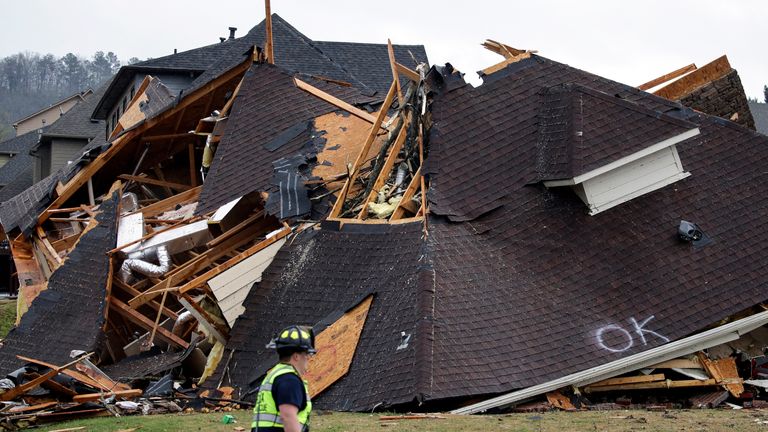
top-left (304, 295), bottom-right (373, 397)
top-left (312, 112), bottom-right (384, 198)
top-left (698, 353), bottom-right (744, 397)
top-left (208, 238), bottom-right (286, 326)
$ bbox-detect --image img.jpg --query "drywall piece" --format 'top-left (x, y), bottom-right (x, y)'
top-left (208, 238), bottom-right (286, 326)
top-left (304, 295), bottom-right (373, 398)
top-left (116, 212), bottom-right (145, 250)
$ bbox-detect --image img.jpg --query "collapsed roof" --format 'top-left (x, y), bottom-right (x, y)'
top-left (0, 10), bottom-right (765, 417)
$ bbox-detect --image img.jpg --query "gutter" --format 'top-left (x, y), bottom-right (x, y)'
top-left (452, 309), bottom-right (768, 414)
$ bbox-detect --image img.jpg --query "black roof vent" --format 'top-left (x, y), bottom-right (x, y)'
top-left (678, 220), bottom-right (711, 246)
top-left (228, 27), bottom-right (237, 40)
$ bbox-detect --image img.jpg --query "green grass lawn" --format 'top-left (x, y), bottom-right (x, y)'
top-left (33, 408), bottom-right (768, 431)
top-left (0, 298), bottom-right (16, 338)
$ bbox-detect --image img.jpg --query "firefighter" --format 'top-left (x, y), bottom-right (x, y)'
top-left (252, 325), bottom-right (315, 432)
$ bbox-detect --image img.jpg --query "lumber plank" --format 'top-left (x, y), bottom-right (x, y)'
top-left (357, 121), bottom-right (409, 219)
top-left (129, 185), bottom-right (201, 218)
top-left (50, 233), bottom-right (81, 253)
top-left (264, 0), bottom-right (274, 64)
top-left (482, 52), bottom-right (532, 76)
top-left (1, 354), bottom-right (91, 401)
top-left (654, 55), bottom-right (732, 100)
top-left (329, 80), bottom-right (397, 218)
top-left (180, 226), bottom-right (290, 295)
top-left (294, 78), bottom-right (378, 124)
top-left (72, 389), bottom-right (142, 403)
top-left (648, 358), bottom-right (701, 369)
top-left (390, 168), bottom-right (422, 220)
top-left (128, 218), bottom-right (271, 307)
top-left (387, 39), bottom-right (403, 106)
top-left (637, 63), bottom-right (697, 91)
top-left (589, 373), bottom-right (666, 387)
top-left (205, 210), bottom-right (266, 248)
top-left (16, 355), bottom-right (108, 391)
top-left (178, 295), bottom-right (228, 344)
top-left (40, 55), bottom-right (250, 221)
top-left (482, 39), bottom-right (526, 58)
top-left (110, 298), bottom-right (189, 349)
top-left (395, 62), bottom-right (420, 82)
top-left (117, 174), bottom-right (192, 192)
top-left (583, 378), bottom-right (739, 393)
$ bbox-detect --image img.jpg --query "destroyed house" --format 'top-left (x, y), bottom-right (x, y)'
top-left (207, 53), bottom-right (768, 411)
top-left (1, 10), bottom-right (765, 418)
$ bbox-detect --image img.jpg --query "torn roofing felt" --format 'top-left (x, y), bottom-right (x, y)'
top-left (535, 83), bottom-right (697, 181)
top-left (210, 222), bottom-right (430, 411)
top-left (195, 63), bottom-right (377, 215)
top-left (0, 193), bottom-right (118, 375)
top-left (212, 54), bottom-right (768, 410)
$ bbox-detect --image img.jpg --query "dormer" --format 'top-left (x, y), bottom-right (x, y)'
top-left (536, 83), bottom-right (699, 215)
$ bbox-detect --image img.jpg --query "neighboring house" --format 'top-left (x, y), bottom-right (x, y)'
top-left (12, 90), bottom-right (92, 136)
top-left (31, 79), bottom-right (111, 183)
top-left (0, 129), bottom-right (44, 199)
top-left (92, 15), bottom-right (428, 137)
top-left (748, 101), bottom-right (768, 135)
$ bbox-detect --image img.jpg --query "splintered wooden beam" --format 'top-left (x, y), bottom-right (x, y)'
top-left (129, 185), bottom-right (201, 218)
top-left (293, 78), bottom-right (378, 124)
top-left (637, 63), bottom-right (697, 91)
top-left (588, 373), bottom-right (666, 388)
top-left (73, 389), bottom-right (143, 402)
top-left (395, 62), bottom-right (420, 82)
top-left (265, 0), bottom-right (274, 64)
top-left (1, 353), bottom-right (92, 401)
top-left (482, 52), bottom-right (533, 76)
top-left (129, 218), bottom-right (272, 307)
top-left (40, 54), bottom-right (251, 221)
top-left (178, 295), bottom-right (228, 345)
top-left (654, 55), bottom-right (732, 100)
top-left (387, 39), bottom-right (404, 106)
top-left (358, 120), bottom-right (409, 219)
top-left (583, 378), bottom-right (732, 393)
top-left (482, 39), bottom-right (526, 58)
top-left (110, 297), bottom-right (189, 349)
top-left (117, 174), bottom-right (192, 192)
top-left (16, 355), bottom-right (110, 392)
top-left (329, 80), bottom-right (397, 218)
top-left (390, 167), bottom-right (422, 220)
top-left (178, 226), bottom-right (291, 295)
top-left (112, 277), bottom-right (178, 321)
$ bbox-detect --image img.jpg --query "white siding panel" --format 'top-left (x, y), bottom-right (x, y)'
top-left (208, 238), bottom-right (286, 326)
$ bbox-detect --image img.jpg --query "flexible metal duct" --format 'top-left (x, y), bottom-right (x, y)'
top-left (172, 311), bottom-right (196, 337)
top-left (118, 245), bottom-right (171, 283)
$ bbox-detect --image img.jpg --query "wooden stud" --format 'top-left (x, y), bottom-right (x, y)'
top-left (221, 76), bottom-right (245, 116)
top-left (395, 62), bottom-right (420, 82)
top-left (72, 389), bottom-right (143, 403)
top-left (117, 174), bottom-right (192, 192)
top-left (112, 277), bottom-right (178, 321)
top-left (588, 373), bottom-right (666, 387)
top-left (265, 0), bottom-right (274, 64)
top-left (637, 63), bottom-right (697, 91)
top-left (390, 168), bottom-right (422, 220)
top-left (294, 78), bottom-right (379, 124)
top-left (178, 295), bottom-right (228, 344)
top-left (648, 358), bottom-right (701, 369)
top-left (188, 142), bottom-right (198, 187)
top-left (357, 120), bottom-right (409, 219)
top-left (206, 210), bottom-right (265, 248)
top-left (329, 81), bottom-right (397, 218)
top-left (654, 55), bottom-right (731, 101)
top-left (110, 298), bottom-right (189, 349)
top-left (482, 39), bottom-right (526, 58)
top-left (178, 226), bottom-right (291, 295)
top-left (39, 54), bottom-right (251, 222)
top-left (15, 355), bottom-right (110, 392)
top-left (1, 353), bottom-right (92, 401)
top-left (482, 52), bottom-right (533, 76)
top-left (144, 290), bottom-right (168, 351)
top-left (583, 378), bottom-right (735, 393)
top-left (129, 185), bottom-right (201, 218)
top-left (387, 39), bottom-right (404, 106)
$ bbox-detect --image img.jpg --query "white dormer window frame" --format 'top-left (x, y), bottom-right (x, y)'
top-left (544, 128), bottom-right (700, 215)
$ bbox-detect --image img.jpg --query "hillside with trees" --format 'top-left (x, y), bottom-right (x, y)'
top-left (0, 51), bottom-right (141, 141)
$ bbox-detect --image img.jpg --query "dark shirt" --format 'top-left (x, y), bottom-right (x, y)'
top-left (253, 373), bottom-right (307, 432)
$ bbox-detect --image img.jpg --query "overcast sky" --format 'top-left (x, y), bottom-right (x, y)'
top-left (1, 0), bottom-right (766, 99)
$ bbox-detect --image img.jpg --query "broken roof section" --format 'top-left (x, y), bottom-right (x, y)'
top-left (211, 50), bottom-right (768, 411)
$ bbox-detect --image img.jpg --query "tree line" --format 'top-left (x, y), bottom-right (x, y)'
top-left (0, 51), bottom-right (142, 141)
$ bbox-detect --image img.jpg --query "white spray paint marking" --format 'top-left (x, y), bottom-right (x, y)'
top-left (595, 315), bottom-right (669, 353)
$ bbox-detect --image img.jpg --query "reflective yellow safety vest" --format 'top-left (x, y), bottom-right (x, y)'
top-left (252, 363), bottom-right (312, 430)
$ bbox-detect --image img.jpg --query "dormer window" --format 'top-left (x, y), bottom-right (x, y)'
top-left (536, 83), bottom-right (699, 215)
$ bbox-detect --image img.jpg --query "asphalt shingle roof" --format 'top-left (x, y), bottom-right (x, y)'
top-left (209, 54), bottom-right (768, 410)
top-left (0, 129), bottom-right (42, 187)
